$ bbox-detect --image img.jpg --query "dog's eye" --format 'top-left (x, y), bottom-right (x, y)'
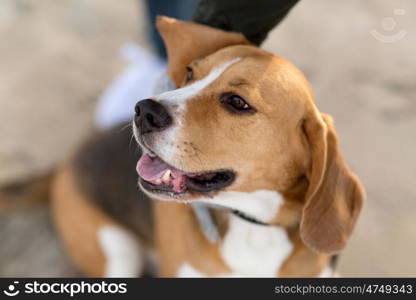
top-left (184, 66), bottom-right (194, 83)
top-left (220, 93), bottom-right (255, 114)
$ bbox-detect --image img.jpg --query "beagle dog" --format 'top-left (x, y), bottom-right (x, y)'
top-left (52, 16), bottom-right (364, 277)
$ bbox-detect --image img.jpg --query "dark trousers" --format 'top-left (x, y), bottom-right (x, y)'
top-left (144, 0), bottom-right (198, 59)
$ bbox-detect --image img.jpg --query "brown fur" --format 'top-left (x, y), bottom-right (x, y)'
top-left (279, 230), bottom-right (330, 277)
top-left (300, 114), bottom-right (365, 253)
top-left (51, 163), bottom-right (109, 276)
top-left (154, 201), bottom-right (230, 277)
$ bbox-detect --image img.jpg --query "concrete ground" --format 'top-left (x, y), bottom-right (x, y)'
top-left (0, 0), bottom-right (415, 277)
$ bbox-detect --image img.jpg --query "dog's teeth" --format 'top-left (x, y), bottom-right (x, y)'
top-left (162, 170), bottom-right (172, 183)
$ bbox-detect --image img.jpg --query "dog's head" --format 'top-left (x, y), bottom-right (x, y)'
top-left (133, 16), bottom-right (364, 254)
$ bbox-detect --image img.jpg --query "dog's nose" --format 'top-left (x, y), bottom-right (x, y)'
top-left (134, 99), bottom-right (172, 133)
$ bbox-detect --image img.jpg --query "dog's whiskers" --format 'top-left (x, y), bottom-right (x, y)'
top-left (119, 123), bottom-right (132, 133)
top-left (129, 132), bottom-right (140, 155)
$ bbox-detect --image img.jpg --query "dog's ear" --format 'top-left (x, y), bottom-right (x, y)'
top-left (300, 111), bottom-right (365, 254)
top-left (156, 16), bottom-right (250, 86)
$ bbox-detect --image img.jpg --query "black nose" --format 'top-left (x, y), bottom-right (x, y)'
top-left (134, 99), bottom-right (172, 133)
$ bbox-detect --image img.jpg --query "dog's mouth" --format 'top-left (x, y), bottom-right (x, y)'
top-left (136, 154), bottom-right (235, 196)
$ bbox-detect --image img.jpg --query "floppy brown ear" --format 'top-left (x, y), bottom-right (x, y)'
top-left (300, 111), bottom-right (365, 254)
top-left (156, 16), bottom-right (250, 86)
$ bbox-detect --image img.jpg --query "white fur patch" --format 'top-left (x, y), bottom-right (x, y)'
top-left (200, 190), bottom-right (284, 223)
top-left (176, 263), bottom-right (205, 278)
top-left (98, 226), bottom-right (142, 277)
top-left (318, 266), bottom-right (334, 278)
top-left (156, 57), bottom-right (242, 109)
top-left (221, 215), bottom-right (293, 277)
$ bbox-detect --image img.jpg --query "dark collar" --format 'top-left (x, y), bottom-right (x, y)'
top-left (231, 210), bottom-right (270, 226)
top-left (192, 203), bottom-right (271, 243)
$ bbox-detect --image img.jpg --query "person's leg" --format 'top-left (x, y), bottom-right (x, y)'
top-left (145, 0), bottom-right (198, 59)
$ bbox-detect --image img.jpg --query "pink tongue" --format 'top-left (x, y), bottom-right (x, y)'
top-left (136, 154), bottom-right (187, 193)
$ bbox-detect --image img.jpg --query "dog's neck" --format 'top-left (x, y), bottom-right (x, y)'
top-left (190, 201), bottom-right (336, 277)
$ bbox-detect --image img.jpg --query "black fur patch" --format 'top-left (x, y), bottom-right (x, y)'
top-left (73, 124), bottom-right (154, 244)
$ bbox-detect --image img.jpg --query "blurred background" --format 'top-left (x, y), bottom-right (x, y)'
top-left (0, 0), bottom-right (415, 277)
